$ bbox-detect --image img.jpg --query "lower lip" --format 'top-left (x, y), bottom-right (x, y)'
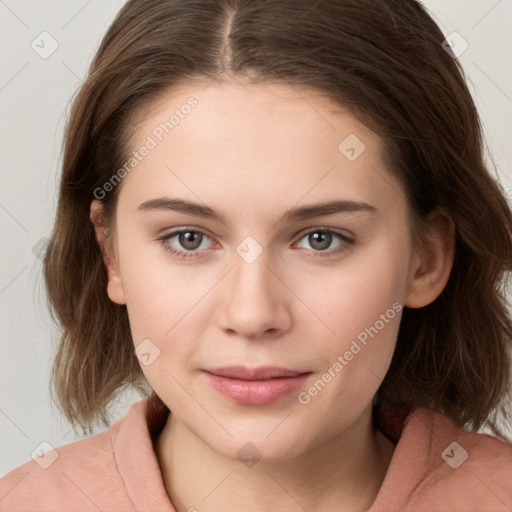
top-left (204, 372), bottom-right (311, 405)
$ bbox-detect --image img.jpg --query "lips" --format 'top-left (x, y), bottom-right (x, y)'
top-left (203, 366), bottom-right (312, 405)
top-left (204, 366), bottom-right (307, 380)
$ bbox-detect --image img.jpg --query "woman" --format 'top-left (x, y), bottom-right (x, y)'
top-left (1, 0), bottom-right (511, 510)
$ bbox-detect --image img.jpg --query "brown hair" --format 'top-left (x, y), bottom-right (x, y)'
top-left (43, 0), bottom-right (512, 439)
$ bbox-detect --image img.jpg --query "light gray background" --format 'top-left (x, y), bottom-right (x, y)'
top-left (1, 0), bottom-right (511, 477)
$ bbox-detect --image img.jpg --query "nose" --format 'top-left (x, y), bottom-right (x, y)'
top-left (217, 247), bottom-right (292, 340)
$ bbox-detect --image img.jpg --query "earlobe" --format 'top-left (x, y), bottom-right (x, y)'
top-left (90, 199), bottom-right (126, 305)
top-left (405, 209), bottom-right (455, 309)
top-left (106, 278), bottom-right (126, 306)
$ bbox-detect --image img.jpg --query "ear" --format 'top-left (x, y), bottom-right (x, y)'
top-left (90, 199), bottom-right (126, 305)
top-left (405, 208), bottom-right (455, 308)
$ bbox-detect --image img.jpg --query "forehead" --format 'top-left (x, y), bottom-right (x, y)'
top-left (119, 80), bottom-right (405, 219)
top-left (132, 79), bottom-right (377, 155)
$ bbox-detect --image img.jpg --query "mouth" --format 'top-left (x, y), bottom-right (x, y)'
top-left (204, 365), bottom-right (309, 380)
top-left (203, 366), bottom-right (312, 405)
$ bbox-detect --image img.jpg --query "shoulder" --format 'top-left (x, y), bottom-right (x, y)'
top-left (0, 421), bottom-right (133, 511)
top-left (402, 407), bottom-right (512, 511)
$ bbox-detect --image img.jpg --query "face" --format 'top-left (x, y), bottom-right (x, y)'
top-left (100, 79), bottom-right (419, 462)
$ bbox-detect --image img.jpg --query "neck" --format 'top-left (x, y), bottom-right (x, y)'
top-left (155, 404), bottom-right (395, 512)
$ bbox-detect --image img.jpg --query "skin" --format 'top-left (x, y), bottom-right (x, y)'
top-left (90, 78), bottom-right (455, 512)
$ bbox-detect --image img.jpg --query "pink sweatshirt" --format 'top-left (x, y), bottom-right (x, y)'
top-left (1, 395), bottom-right (511, 511)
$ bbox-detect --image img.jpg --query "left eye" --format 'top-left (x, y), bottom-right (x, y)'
top-left (158, 228), bottom-right (354, 260)
top-left (301, 228), bottom-right (354, 257)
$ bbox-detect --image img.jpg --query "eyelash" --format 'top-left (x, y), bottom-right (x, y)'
top-left (157, 227), bottom-right (355, 261)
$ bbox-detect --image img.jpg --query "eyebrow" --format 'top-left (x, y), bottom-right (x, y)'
top-left (137, 197), bottom-right (378, 223)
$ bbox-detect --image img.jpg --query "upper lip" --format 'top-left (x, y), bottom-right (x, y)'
top-left (204, 366), bottom-right (310, 380)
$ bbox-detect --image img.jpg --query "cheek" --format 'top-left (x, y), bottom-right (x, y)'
top-left (115, 239), bottom-right (173, 349)
top-left (295, 238), bottom-right (407, 393)
top-left (119, 258), bottom-right (201, 395)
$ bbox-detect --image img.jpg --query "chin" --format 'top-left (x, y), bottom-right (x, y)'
top-left (200, 424), bottom-right (311, 465)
